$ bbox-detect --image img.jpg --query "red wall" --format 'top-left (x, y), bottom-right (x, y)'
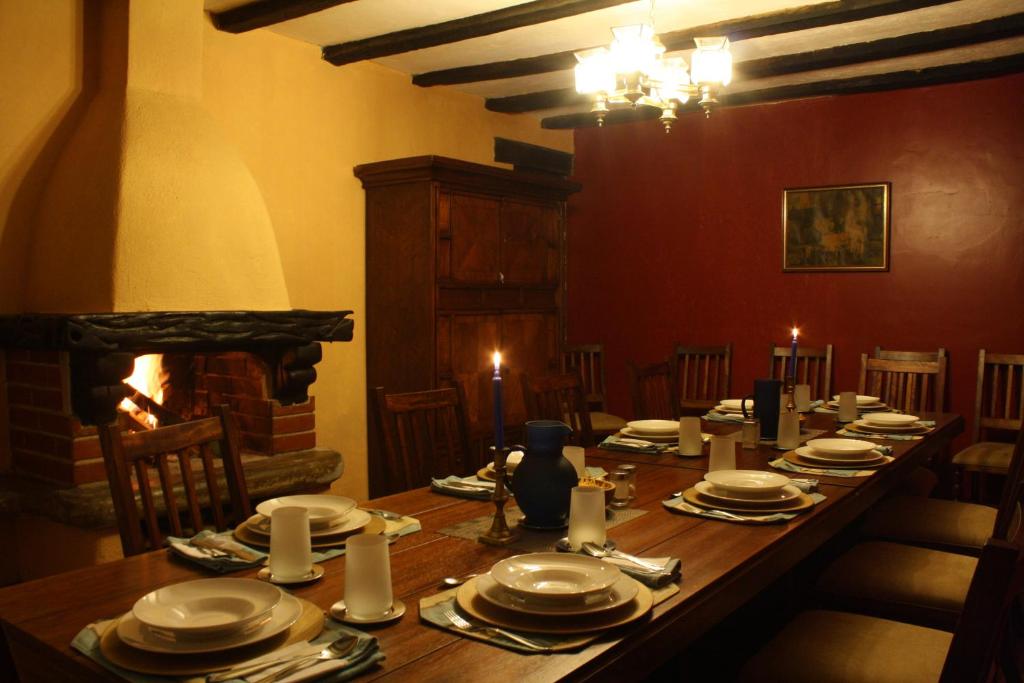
top-left (567, 72), bottom-right (1024, 443)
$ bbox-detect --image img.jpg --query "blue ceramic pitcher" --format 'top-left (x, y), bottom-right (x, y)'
top-left (742, 378), bottom-right (783, 440)
top-left (511, 420), bottom-right (577, 529)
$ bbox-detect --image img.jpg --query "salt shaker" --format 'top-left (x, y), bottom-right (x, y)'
top-left (742, 418), bottom-right (761, 449)
top-left (608, 471), bottom-right (630, 509)
top-left (616, 464), bottom-right (637, 501)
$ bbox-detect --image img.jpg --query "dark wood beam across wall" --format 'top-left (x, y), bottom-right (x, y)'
top-left (414, 0), bottom-right (960, 87)
top-left (488, 12), bottom-right (1024, 113)
top-left (321, 0), bottom-right (636, 67)
top-left (541, 52), bottom-right (1024, 128)
top-left (210, 0), bottom-right (358, 34)
top-left (494, 137), bottom-right (574, 176)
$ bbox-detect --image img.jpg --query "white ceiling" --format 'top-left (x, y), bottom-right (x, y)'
top-left (203, 0), bottom-right (1024, 122)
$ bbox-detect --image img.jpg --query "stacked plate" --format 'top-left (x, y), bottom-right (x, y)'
top-left (234, 495), bottom-right (375, 549)
top-left (846, 412), bottom-right (931, 436)
top-left (618, 419), bottom-right (680, 443)
top-left (456, 553), bottom-right (653, 634)
top-left (477, 450), bottom-right (524, 481)
top-left (826, 395), bottom-right (888, 413)
top-left (786, 438), bottom-right (888, 469)
top-left (711, 399), bottom-right (749, 416)
top-left (683, 470), bottom-right (812, 513)
top-left (116, 578), bottom-right (301, 654)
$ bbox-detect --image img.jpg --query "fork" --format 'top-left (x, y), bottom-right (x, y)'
top-left (673, 500), bottom-right (749, 522)
top-left (441, 607), bottom-right (549, 651)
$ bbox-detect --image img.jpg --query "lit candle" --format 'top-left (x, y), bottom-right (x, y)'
top-left (492, 351), bottom-right (504, 452)
top-left (790, 327), bottom-right (799, 382)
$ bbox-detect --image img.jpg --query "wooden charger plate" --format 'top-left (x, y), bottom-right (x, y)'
top-left (682, 487), bottom-right (814, 514)
top-left (783, 451), bottom-right (893, 470)
top-left (233, 514), bottom-right (386, 549)
top-left (845, 422), bottom-right (932, 436)
top-left (455, 576), bottom-right (653, 635)
top-left (99, 597), bottom-right (323, 676)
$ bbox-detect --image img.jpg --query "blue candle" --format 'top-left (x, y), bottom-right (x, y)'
top-left (789, 327), bottom-right (799, 382)
top-left (492, 351), bottom-right (504, 451)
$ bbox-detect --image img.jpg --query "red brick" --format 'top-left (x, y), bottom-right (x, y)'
top-left (231, 396), bottom-right (276, 418)
top-left (13, 450), bottom-right (75, 485)
top-left (11, 429), bottom-right (61, 457)
top-left (235, 413), bottom-right (272, 434)
top-left (31, 388), bottom-right (65, 411)
top-left (205, 356), bottom-right (250, 376)
top-left (72, 458), bottom-right (109, 485)
top-left (273, 412), bottom-right (315, 435)
top-left (71, 436), bottom-right (102, 460)
top-left (272, 431), bottom-right (316, 454)
top-left (30, 351), bottom-right (61, 364)
top-left (5, 385), bottom-right (32, 406)
top-left (242, 433), bottom-right (272, 454)
top-left (8, 407), bottom-right (39, 431)
top-left (5, 350), bottom-right (32, 362)
top-left (205, 375), bottom-right (266, 396)
top-left (271, 397), bottom-right (315, 417)
top-left (5, 362), bottom-right (63, 388)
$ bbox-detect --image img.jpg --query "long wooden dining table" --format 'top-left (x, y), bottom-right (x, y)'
top-left (0, 412), bottom-right (963, 682)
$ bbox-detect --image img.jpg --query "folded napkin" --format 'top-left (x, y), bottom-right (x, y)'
top-left (584, 466), bottom-right (608, 478)
top-left (703, 411), bottom-right (745, 423)
top-left (835, 425), bottom-right (931, 441)
top-left (787, 478), bottom-right (820, 493)
top-left (662, 492), bottom-right (826, 524)
top-left (70, 616), bottom-right (383, 683)
top-left (598, 434), bottom-right (671, 454)
top-left (430, 475), bottom-right (496, 500)
top-left (167, 530), bottom-right (266, 573)
top-left (570, 550), bottom-right (680, 588)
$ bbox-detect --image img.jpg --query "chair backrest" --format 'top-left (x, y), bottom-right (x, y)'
top-left (973, 349), bottom-right (1024, 443)
top-left (874, 346), bottom-right (947, 363)
top-left (993, 426), bottom-right (1024, 543)
top-left (859, 354), bottom-right (948, 414)
top-left (769, 343), bottom-right (833, 400)
top-left (374, 386), bottom-right (473, 493)
top-left (99, 404), bottom-right (251, 557)
top-left (673, 343), bottom-right (731, 408)
top-left (627, 360), bottom-right (679, 420)
top-left (521, 372), bottom-right (594, 447)
top-left (561, 344), bottom-right (608, 412)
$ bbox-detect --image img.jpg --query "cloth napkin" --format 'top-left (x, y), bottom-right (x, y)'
top-left (167, 530), bottom-right (266, 573)
top-left (70, 616), bottom-right (383, 683)
top-left (431, 475), bottom-right (496, 500)
top-left (598, 434), bottom-right (663, 454)
top-left (703, 411), bottom-right (745, 423)
top-left (662, 492), bottom-right (826, 524)
top-left (568, 550), bottom-right (680, 588)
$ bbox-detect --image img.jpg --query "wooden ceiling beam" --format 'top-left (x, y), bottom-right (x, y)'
top-left (488, 12), bottom-right (1024, 113)
top-left (210, 0), bottom-right (358, 34)
top-left (541, 52), bottom-right (1024, 128)
top-left (321, 0), bottom-right (637, 67)
top-left (415, 0), bottom-right (960, 87)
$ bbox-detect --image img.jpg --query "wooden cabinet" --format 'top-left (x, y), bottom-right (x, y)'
top-left (356, 156), bottom-right (580, 496)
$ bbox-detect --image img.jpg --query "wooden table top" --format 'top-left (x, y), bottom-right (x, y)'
top-left (0, 412), bottom-right (964, 682)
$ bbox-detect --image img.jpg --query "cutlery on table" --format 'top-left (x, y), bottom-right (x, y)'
top-left (580, 541), bottom-right (665, 572)
top-left (365, 508), bottom-right (404, 521)
top-left (442, 607), bottom-right (549, 651)
top-left (440, 573), bottom-right (479, 588)
top-left (207, 634), bottom-right (358, 683)
top-left (440, 480), bottom-right (493, 491)
top-left (673, 500), bottom-right (750, 522)
top-left (191, 536), bottom-right (261, 562)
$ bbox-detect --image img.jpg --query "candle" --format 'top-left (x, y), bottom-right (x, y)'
top-left (492, 351), bottom-right (504, 452)
top-left (790, 327), bottom-right (799, 382)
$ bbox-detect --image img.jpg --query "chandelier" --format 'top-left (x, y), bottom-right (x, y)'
top-left (574, 19), bottom-right (732, 132)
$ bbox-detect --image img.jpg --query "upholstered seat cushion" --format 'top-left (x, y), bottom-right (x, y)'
top-left (590, 411), bottom-right (627, 433)
top-left (861, 495), bottom-right (996, 553)
top-left (952, 441), bottom-right (1013, 474)
top-left (740, 610), bottom-right (951, 683)
top-left (817, 541), bottom-right (976, 629)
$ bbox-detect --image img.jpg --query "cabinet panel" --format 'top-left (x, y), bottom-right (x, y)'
top-left (501, 200), bottom-right (559, 285)
top-left (448, 192), bottom-right (500, 283)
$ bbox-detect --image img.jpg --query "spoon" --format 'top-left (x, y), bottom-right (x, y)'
top-left (581, 542), bottom-right (664, 572)
top-left (366, 508), bottom-right (404, 521)
top-left (440, 573), bottom-right (479, 588)
top-left (208, 634), bottom-right (358, 682)
top-left (250, 635), bottom-right (362, 683)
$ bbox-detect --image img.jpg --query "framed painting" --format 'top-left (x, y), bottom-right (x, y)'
top-left (782, 183), bottom-right (890, 272)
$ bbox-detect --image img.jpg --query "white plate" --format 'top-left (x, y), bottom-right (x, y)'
top-left (702, 470), bottom-right (789, 498)
top-left (245, 508), bottom-right (372, 538)
top-left (805, 438), bottom-right (877, 457)
top-left (255, 495), bottom-right (356, 529)
top-left (694, 481), bottom-right (801, 505)
top-left (861, 412), bottom-right (920, 426)
top-left (490, 552), bottom-right (620, 600)
top-left (850, 419), bottom-right (924, 433)
top-left (618, 427), bottom-right (679, 443)
top-left (832, 394), bottom-right (881, 405)
top-left (713, 405), bottom-right (748, 414)
top-left (797, 447), bottom-right (886, 466)
top-left (132, 578), bottom-right (281, 636)
top-left (118, 592), bottom-right (300, 654)
top-left (719, 399), bottom-right (750, 411)
top-left (475, 572), bottom-right (638, 616)
top-left (625, 419), bottom-right (679, 435)
top-left (486, 450), bottom-right (524, 472)
top-left (826, 401), bottom-right (887, 411)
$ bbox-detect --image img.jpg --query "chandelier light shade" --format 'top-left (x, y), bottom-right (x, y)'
top-left (574, 21), bottom-right (732, 132)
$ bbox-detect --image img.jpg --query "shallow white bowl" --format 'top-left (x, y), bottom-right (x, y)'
top-left (703, 470), bottom-right (789, 499)
top-left (256, 494), bottom-right (356, 529)
top-left (861, 412), bottom-right (920, 426)
top-left (626, 419), bottom-right (679, 435)
top-left (806, 438), bottom-right (877, 456)
top-left (832, 394), bottom-right (881, 406)
top-left (132, 578), bottom-right (281, 636)
top-left (490, 553), bottom-right (620, 600)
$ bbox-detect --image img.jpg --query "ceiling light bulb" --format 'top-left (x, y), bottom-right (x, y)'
top-left (690, 36), bottom-right (732, 86)
top-left (574, 47), bottom-right (615, 94)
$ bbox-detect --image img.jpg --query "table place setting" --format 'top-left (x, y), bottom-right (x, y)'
top-left (836, 411), bottom-right (936, 440)
top-left (770, 438), bottom-right (894, 477)
top-left (814, 393), bottom-right (890, 417)
top-left (70, 576), bottom-right (384, 682)
top-left (599, 418), bottom-right (712, 455)
top-left (663, 469), bottom-right (825, 524)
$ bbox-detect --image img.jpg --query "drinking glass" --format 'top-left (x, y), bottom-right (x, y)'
top-left (838, 391), bottom-right (858, 422)
top-left (794, 384), bottom-right (811, 412)
top-left (678, 417), bottom-right (703, 456)
top-left (777, 412), bottom-right (801, 449)
top-left (269, 506), bottom-right (312, 581)
top-left (708, 436), bottom-right (737, 471)
top-left (344, 534), bottom-right (393, 619)
top-left (567, 486), bottom-right (607, 550)
top-left (563, 446), bottom-right (586, 478)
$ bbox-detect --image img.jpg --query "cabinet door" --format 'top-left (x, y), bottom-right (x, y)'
top-left (500, 200), bottom-right (559, 285)
top-left (501, 312), bottom-right (559, 421)
top-left (444, 192), bottom-right (501, 283)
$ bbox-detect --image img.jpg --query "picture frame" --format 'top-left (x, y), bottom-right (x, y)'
top-left (782, 183), bottom-right (890, 272)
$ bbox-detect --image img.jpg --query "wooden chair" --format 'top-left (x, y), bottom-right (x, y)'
top-left (858, 354), bottom-right (948, 414)
top-left (561, 344), bottom-right (626, 435)
top-left (99, 404), bottom-right (252, 557)
top-left (874, 346), bottom-right (948, 363)
top-left (953, 350), bottom-right (1024, 498)
top-left (673, 343), bottom-right (731, 415)
top-left (769, 343), bottom-right (833, 401)
top-left (521, 372), bottom-right (595, 447)
top-left (374, 386), bottom-right (474, 493)
top-left (627, 360), bottom-right (679, 421)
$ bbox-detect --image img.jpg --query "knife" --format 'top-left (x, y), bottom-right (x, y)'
top-left (191, 536), bottom-right (262, 562)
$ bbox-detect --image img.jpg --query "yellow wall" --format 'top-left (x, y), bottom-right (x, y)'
top-left (0, 0), bottom-right (573, 498)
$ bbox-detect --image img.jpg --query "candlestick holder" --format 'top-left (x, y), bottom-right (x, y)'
top-left (479, 446), bottom-right (519, 546)
top-left (784, 376), bottom-right (797, 413)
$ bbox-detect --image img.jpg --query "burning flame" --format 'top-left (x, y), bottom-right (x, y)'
top-left (118, 354), bottom-right (166, 429)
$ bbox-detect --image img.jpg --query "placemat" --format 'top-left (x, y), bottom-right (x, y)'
top-left (438, 506), bottom-right (647, 553)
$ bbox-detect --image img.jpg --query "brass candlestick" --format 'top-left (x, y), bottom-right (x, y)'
top-left (479, 446), bottom-right (519, 546)
top-left (784, 376), bottom-right (797, 413)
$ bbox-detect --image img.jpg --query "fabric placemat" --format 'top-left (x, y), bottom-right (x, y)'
top-left (835, 427), bottom-right (929, 441)
top-left (769, 457), bottom-right (892, 477)
top-left (663, 492), bottom-right (826, 524)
